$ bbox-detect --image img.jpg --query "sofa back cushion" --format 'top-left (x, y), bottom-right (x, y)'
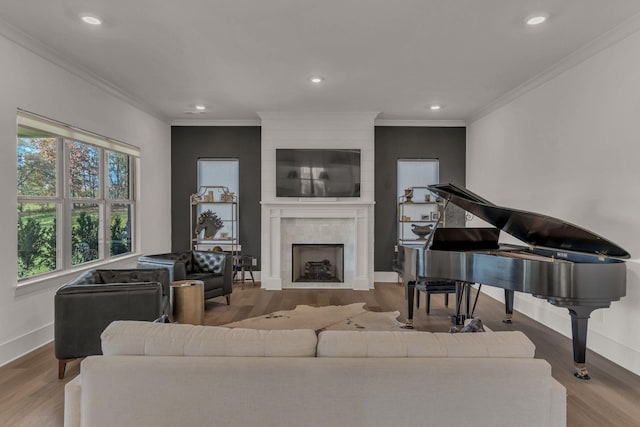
top-left (59, 269), bottom-right (102, 288)
top-left (192, 250), bottom-right (225, 274)
top-left (96, 269), bottom-right (170, 296)
top-left (173, 251), bottom-right (194, 273)
top-left (101, 321), bottom-right (317, 357)
top-left (76, 356), bottom-right (562, 427)
top-left (317, 330), bottom-right (535, 358)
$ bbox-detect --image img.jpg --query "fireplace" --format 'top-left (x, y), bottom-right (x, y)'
top-left (260, 203), bottom-right (374, 290)
top-left (259, 112), bottom-right (376, 290)
top-left (292, 244), bottom-right (344, 283)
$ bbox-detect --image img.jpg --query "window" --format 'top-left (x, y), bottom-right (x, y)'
top-left (397, 159), bottom-right (439, 198)
top-left (17, 111), bottom-right (138, 281)
top-left (196, 159), bottom-right (239, 248)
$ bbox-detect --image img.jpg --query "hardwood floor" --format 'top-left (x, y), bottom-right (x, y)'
top-left (2, 282), bottom-right (639, 426)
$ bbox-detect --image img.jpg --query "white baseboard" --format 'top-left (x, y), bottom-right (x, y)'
top-left (480, 286), bottom-right (640, 377)
top-left (374, 271), bottom-right (401, 283)
top-left (0, 323), bottom-right (53, 368)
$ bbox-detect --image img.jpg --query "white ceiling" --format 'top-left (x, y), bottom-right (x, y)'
top-left (1, 0), bottom-right (640, 123)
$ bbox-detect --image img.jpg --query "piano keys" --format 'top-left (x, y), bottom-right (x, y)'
top-left (394, 183), bottom-right (629, 380)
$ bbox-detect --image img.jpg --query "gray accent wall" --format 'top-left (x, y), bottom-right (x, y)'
top-left (170, 125), bottom-right (464, 274)
top-left (170, 126), bottom-right (261, 269)
top-left (374, 127), bottom-right (466, 271)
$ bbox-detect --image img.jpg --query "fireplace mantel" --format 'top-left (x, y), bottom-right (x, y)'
top-left (259, 112), bottom-right (377, 291)
top-left (260, 201), bottom-right (375, 290)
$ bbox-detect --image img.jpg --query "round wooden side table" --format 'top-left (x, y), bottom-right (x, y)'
top-left (170, 280), bottom-right (204, 325)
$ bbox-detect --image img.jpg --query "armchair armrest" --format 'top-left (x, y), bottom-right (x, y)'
top-left (137, 255), bottom-right (187, 282)
top-left (55, 282), bottom-right (163, 361)
top-left (222, 253), bottom-right (233, 295)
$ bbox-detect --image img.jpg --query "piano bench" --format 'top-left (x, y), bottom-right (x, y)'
top-left (415, 281), bottom-right (457, 314)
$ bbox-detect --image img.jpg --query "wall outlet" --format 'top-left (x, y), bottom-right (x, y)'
top-left (251, 257), bottom-right (257, 266)
top-left (394, 245), bottom-right (398, 252)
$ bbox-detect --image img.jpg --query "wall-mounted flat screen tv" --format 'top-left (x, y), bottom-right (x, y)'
top-left (276, 149), bottom-right (361, 197)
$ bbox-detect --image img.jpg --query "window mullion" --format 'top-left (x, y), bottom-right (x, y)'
top-left (100, 147), bottom-right (108, 260)
top-left (61, 138), bottom-right (71, 270)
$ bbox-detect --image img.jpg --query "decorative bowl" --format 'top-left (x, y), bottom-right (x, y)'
top-left (411, 224), bottom-right (433, 239)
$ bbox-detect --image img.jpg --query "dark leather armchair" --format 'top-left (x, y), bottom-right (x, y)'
top-left (54, 268), bottom-right (169, 379)
top-left (137, 250), bottom-right (232, 304)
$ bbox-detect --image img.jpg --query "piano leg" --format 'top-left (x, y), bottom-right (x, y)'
top-left (503, 289), bottom-right (514, 323)
top-left (403, 280), bottom-right (415, 329)
top-left (568, 306), bottom-right (595, 380)
top-left (452, 282), bottom-right (471, 325)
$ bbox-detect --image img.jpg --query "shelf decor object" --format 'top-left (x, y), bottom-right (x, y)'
top-left (397, 186), bottom-right (445, 245)
top-left (411, 223), bottom-right (433, 240)
top-left (189, 185), bottom-right (238, 254)
top-left (194, 210), bottom-right (224, 239)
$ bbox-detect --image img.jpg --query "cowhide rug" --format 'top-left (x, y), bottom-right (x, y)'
top-left (223, 303), bottom-right (405, 332)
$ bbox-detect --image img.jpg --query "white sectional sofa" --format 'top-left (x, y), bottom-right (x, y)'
top-left (64, 321), bottom-right (566, 427)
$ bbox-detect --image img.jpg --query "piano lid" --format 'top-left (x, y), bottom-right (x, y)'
top-left (428, 183), bottom-right (630, 259)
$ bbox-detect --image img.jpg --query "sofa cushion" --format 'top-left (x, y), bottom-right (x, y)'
top-left (317, 330), bottom-right (535, 358)
top-left (434, 330), bottom-right (535, 357)
top-left (101, 321), bottom-right (318, 357)
top-left (75, 356), bottom-right (562, 427)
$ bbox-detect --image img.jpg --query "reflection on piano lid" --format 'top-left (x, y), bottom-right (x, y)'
top-left (429, 228), bottom-right (500, 251)
top-left (428, 183), bottom-right (629, 258)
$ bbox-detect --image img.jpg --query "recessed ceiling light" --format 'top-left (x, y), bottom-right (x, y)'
top-left (526, 14), bottom-right (548, 26)
top-left (429, 105), bottom-right (442, 111)
top-left (195, 105), bottom-right (206, 111)
top-left (80, 14), bottom-right (102, 25)
top-left (310, 77), bottom-right (324, 84)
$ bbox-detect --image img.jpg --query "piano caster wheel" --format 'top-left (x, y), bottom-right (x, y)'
top-left (402, 320), bottom-right (414, 329)
top-left (574, 365), bottom-right (591, 380)
top-left (502, 314), bottom-right (513, 324)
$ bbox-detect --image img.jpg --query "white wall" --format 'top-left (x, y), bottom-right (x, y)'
top-left (259, 112), bottom-right (377, 203)
top-left (258, 112), bottom-right (377, 290)
top-left (0, 33), bottom-right (171, 366)
top-left (467, 29), bottom-right (640, 375)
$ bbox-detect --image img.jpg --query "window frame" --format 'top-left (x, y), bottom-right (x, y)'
top-left (17, 111), bottom-right (139, 282)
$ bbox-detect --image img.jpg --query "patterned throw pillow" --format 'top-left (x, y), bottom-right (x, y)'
top-left (174, 252), bottom-right (193, 273)
top-left (192, 251), bottom-right (224, 274)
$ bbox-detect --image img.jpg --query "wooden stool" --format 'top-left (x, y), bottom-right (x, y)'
top-left (170, 280), bottom-right (204, 325)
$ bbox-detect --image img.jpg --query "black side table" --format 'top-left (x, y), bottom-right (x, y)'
top-left (233, 255), bottom-right (255, 288)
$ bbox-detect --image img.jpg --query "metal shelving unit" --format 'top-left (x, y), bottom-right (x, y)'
top-left (397, 186), bottom-right (445, 245)
top-left (190, 186), bottom-right (239, 254)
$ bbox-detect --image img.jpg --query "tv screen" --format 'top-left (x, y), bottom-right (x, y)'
top-left (276, 149), bottom-right (361, 197)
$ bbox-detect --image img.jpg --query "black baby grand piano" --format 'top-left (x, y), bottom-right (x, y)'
top-left (395, 183), bottom-right (629, 380)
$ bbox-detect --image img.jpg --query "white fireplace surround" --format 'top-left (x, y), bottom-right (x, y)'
top-left (260, 201), bottom-right (374, 290)
top-left (258, 112), bottom-right (377, 290)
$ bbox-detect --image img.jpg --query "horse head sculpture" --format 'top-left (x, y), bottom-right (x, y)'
top-left (195, 210), bottom-right (224, 239)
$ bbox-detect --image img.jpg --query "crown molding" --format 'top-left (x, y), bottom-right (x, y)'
top-left (0, 18), bottom-right (169, 124)
top-left (374, 119), bottom-right (466, 127)
top-left (171, 119), bottom-right (262, 126)
top-left (469, 11), bottom-right (640, 124)
top-left (171, 118), bottom-right (467, 127)
top-left (257, 111), bottom-right (380, 121)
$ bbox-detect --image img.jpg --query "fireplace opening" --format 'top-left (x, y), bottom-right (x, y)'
top-left (292, 244), bottom-right (344, 283)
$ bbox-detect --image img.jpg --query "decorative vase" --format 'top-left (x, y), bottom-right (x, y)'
top-left (404, 188), bottom-right (414, 202)
top-left (411, 223), bottom-right (433, 240)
